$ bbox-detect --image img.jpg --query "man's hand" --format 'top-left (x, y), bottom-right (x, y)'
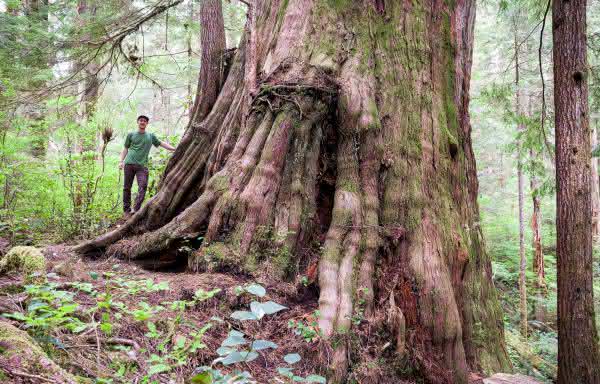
top-left (120, 147), bottom-right (128, 169)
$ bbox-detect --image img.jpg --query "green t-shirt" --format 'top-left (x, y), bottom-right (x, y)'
top-left (124, 131), bottom-right (160, 167)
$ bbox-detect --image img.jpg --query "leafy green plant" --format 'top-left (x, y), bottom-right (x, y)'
top-left (3, 283), bottom-right (88, 336)
top-left (288, 316), bottom-right (321, 343)
top-left (193, 283), bottom-right (326, 383)
top-left (132, 302), bottom-right (165, 322)
top-left (277, 353), bottom-right (326, 383)
top-left (234, 283), bottom-right (267, 297)
top-left (144, 322), bottom-right (212, 377)
top-left (112, 277), bottom-right (170, 294)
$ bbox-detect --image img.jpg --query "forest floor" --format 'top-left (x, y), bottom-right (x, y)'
top-left (0, 245), bottom-right (544, 384)
top-left (0, 245), bottom-right (330, 383)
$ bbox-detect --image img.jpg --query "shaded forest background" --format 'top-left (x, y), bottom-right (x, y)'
top-left (0, 0), bottom-right (600, 382)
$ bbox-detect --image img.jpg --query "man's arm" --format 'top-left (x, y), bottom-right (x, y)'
top-left (160, 141), bottom-right (176, 152)
top-left (119, 147), bottom-right (128, 169)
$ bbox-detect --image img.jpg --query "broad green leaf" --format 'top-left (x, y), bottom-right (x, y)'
top-left (257, 301), bottom-right (287, 315)
top-left (190, 371), bottom-right (213, 384)
top-left (216, 346), bottom-right (237, 356)
top-left (100, 322), bottom-right (113, 335)
top-left (175, 335), bottom-right (187, 348)
top-left (230, 311), bottom-right (258, 321)
top-left (147, 363), bottom-right (171, 375)
top-left (251, 340), bottom-right (277, 350)
top-left (195, 288), bottom-right (221, 300)
top-left (305, 374), bottom-right (327, 383)
top-left (250, 301), bottom-right (265, 319)
top-left (293, 376), bottom-right (305, 382)
top-left (4, 313), bottom-right (26, 321)
top-left (218, 351), bottom-right (259, 365)
top-left (71, 323), bottom-right (88, 333)
top-left (27, 300), bottom-right (47, 312)
top-left (245, 283), bottom-right (266, 297)
top-left (221, 331), bottom-right (248, 347)
top-left (284, 353), bottom-right (302, 365)
top-left (278, 367), bottom-right (294, 378)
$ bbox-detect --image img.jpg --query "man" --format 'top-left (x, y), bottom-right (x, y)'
top-left (119, 115), bottom-right (175, 217)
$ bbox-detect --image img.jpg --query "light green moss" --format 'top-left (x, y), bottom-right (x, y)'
top-left (211, 174), bottom-right (230, 191)
top-left (0, 321), bottom-right (76, 383)
top-left (247, 226), bottom-right (294, 278)
top-left (323, 0), bottom-right (353, 10)
top-left (0, 246), bottom-right (46, 283)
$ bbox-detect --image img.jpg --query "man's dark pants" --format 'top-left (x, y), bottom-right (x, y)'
top-left (123, 164), bottom-right (149, 213)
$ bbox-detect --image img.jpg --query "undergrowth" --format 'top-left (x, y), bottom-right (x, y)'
top-left (0, 265), bottom-right (326, 383)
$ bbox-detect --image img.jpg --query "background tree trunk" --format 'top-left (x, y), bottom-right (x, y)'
top-left (590, 119), bottom-right (600, 241)
top-left (189, 0), bottom-right (226, 124)
top-left (77, 0), bottom-right (99, 125)
top-left (75, 1), bottom-right (511, 382)
top-left (186, 0), bottom-right (194, 114)
top-left (24, 0), bottom-right (49, 159)
top-left (513, 16), bottom-right (527, 338)
top-left (72, 0), bottom-right (100, 226)
top-left (530, 152), bottom-right (546, 323)
top-left (553, 0), bottom-right (600, 382)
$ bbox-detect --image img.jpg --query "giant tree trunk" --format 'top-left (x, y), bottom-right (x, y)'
top-left (553, 0), bottom-right (600, 382)
top-left (75, 1), bottom-right (510, 382)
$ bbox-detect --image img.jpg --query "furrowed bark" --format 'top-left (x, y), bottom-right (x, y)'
top-left (76, 1), bottom-right (510, 382)
top-left (553, 0), bottom-right (600, 382)
top-left (591, 120), bottom-right (600, 241)
top-left (190, 0), bottom-right (226, 124)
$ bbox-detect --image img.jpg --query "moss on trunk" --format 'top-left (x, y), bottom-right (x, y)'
top-left (75, 0), bottom-right (511, 382)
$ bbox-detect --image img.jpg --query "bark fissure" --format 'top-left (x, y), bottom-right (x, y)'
top-left (75, 1), bottom-right (511, 382)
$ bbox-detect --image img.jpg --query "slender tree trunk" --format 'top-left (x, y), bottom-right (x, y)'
top-left (77, 0), bottom-right (99, 125)
top-left (513, 18), bottom-right (527, 338)
top-left (72, 0), bottom-right (100, 228)
top-left (75, 1), bottom-right (511, 382)
top-left (530, 173), bottom-right (544, 290)
top-left (591, 118), bottom-right (600, 241)
top-left (530, 149), bottom-right (546, 323)
top-left (525, 90), bottom-right (546, 323)
top-left (553, 0), bottom-right (600, 382)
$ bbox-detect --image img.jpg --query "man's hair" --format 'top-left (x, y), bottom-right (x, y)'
top-left (137, 115), bottom-right (150, 122)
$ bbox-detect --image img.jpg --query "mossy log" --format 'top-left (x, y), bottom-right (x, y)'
top-left (0, 246), bottom-right (46, 284)
top-left (0, 320), bottom-right (77, 383)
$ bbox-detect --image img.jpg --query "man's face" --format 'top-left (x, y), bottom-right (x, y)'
top-left (138, 118), bottom-right (148, 130)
